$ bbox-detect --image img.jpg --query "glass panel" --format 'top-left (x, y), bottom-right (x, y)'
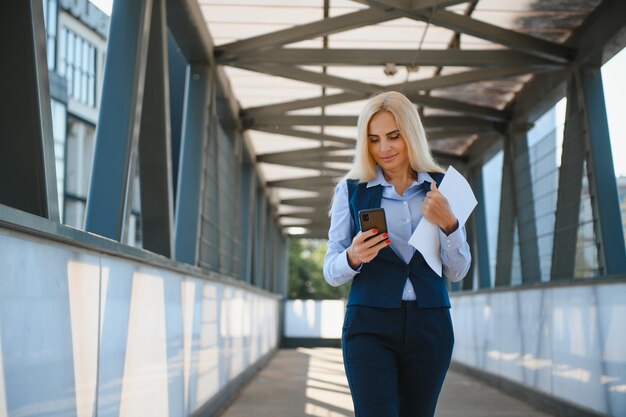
top-left (74, 37), bottom-right (82, 101)
top-left (66, 30), bottom-right (74, 96)
top-left (525, 99), bottom-right (566, 282)
top-left (575, 162), bottom-right (599, 277)
top-left (601, 46), bottom-right (626, 247)
top-left (482, 150), bottom-right (502, 287)
top-left (82, 40), bottom-right (89, 103)
top-left (88, 46), bottom-right (95, 107)
top-left (58, 26), bottom-right (66, 75)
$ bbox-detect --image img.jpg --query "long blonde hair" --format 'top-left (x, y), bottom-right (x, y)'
top-left (344, 91), bottom-right (444, 182)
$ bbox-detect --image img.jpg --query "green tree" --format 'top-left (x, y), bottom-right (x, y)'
top-left (288, 238), bottom-right (350, 300)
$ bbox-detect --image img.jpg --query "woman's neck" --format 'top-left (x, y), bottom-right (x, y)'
top-left (382, 166), bottom-right (416, 195)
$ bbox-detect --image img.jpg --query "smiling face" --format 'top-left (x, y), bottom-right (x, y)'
top-left (367, 111), bottom-right (409, 174)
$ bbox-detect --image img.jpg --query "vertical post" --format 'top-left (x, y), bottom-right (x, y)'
top-left (174, 66), bottom-right (210, 265)
top-left (85, 0), bottom-right (153, 240)
top-left (167, 32), bottom-right (187, 203)
top-left (138, 0), bottom-right (174, 257)
top-left (552, 75), bottom-right (585, 279)
top-left (511, 129), bottom-right (542, 284)
top-left (577, 67), bottom-right (626, 275)
top-left (240, 164), bottom-right (256, 283)
top-left (495, 135), bottom-right (516, 286)
top-left (471, 165), bottom-right (492, 289)
top-left (0, 1), bottom-right (59, 221)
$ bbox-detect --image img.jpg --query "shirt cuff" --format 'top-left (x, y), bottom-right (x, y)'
top-left (439, 225), bottom-right (466, 251)
top-left (341, 249), bottom-right (362, 275)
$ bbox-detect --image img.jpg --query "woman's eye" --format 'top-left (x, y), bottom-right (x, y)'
top-left (369, 138), bottom-right (379, 143)
top-left (390, 135), bottom-right (400, 140)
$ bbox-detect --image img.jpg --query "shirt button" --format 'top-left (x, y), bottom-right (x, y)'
top-left (403, 201), bottom-right (407, 205)
top-left (446, 239), bottom-right (451, 243)
top-left (447, 244), bottom-right (451, 248)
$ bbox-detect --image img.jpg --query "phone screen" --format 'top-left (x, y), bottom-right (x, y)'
top-left (358, 208), bottom-right (388, 239)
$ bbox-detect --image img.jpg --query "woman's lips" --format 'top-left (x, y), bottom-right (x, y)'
top-left (380, 154), bottom-right (398, 162)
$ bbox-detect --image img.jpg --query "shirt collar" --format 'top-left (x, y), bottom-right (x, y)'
top-left (366, 165), bottom-right (434, 189)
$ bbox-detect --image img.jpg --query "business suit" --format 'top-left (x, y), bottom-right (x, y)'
top-left (324, 168), bottom-right (471, 417)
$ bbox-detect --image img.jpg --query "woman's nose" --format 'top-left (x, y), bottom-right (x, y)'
top-left (379, 138), bottom-right (391, 152)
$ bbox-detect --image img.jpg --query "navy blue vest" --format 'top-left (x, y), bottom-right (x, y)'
top-left (345, 173), bottom-right (451, 308)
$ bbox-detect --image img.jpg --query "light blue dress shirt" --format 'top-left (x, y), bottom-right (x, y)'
top-left (323, 166), bottom-right (471, 301)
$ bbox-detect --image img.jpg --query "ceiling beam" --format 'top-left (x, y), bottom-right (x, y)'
top-left (252, 115), bottom-right (494, 130)
top-left (242, 67), bottom-right (539, 116)
top-left (257, 146), bottom-right (348, 162)
top-left (251, 126), bottom-right (355, 146)
top-left (233, 63), bottom-right (376, 94)
top-left (261, 160), bottom-right (349, 175)
top-left (353, 1), bottom-right (575, 62)
top-left (281, 196), bottom-right (333, 206)
top-left (214, 8), bottom-right (403, 58)
top-left (419, 10), bottom-right (576, 63)
top-left (222, 48), bottom-right (561, 68)
top-left (237, 64), bottom-right (510, 122)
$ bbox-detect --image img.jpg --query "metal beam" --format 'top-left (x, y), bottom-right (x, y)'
top-left (252, 115), bottom-right (494, 130)
top-left (224, 48), bottom-right (562, 68)
top-left (243, 67), bottom-right (538, 116)
top-left (282, 196), bottom-right (333, 207)
top-left (233, 63), bottom-right (376, 94)
top-left (510, 129), bottom-right (541, 284)
top-left (257, 146), bottom-right (349, 162)
top-left (420, 10), bottom-right (575, 63)
top-left (85, 0), bottom-right (152, 240)
top-left (238, 64), bottom-right (509, 122)
top-left (470, 166), bottom-right (491, 288)
top-left (251, 127), bottom-right (355, 147)
top-left (215, 8), bottom-right (403, 58)
top-left (577, 67), bottom-right (626, 275)
top-left (358, 0), bottom-right (465, 10)
top-left (0, 1), bottom-right (59, 221)
top-left (494, 134), bottom-right (515, 287)
top-left (174, 66), bottom-right (210, 265)
top-left (551, 75), bottom-right (584, 280)
top-left (138, 0), bottom-right (174, 257)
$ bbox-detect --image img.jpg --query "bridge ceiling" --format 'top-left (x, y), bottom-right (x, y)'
top-left (199, 0), bottom-right (600, 238)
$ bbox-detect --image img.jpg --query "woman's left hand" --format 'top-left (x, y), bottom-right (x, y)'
top-left (421, 181), bottom-right (459, 235)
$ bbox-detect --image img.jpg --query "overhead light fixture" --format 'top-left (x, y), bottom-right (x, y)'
top-left (383, 62), bottom-right (398, 77)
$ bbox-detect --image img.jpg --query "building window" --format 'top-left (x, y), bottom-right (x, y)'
top-left (58, 26), bottom-right (97, 107)
top-left (42, 0), bottom-right (58, 70)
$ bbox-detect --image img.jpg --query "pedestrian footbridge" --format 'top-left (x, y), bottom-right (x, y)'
top-left (1, 0), bottom-right (625, 416)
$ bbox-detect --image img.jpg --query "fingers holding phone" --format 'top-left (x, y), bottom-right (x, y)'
top-left (347, 209), bottom-right (391, 269)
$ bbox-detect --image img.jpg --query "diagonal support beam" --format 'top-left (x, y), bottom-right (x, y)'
top-left (252, 115), bottom-right (494, 131)
top-left (354, 1), bottom-right (575, 62)
top-left (85, 0), bottom-right (153, 240)
top-left (419, 10), bottom-right (575, 63)
top-left (137, 0), bottom-right (175, 257)
top-left (252, 126), bottom-right (355, 146)
top-left (223, 48), bottom-right (563, 68)
top-left (215, 8), bottom-right (403, 58)
top-left (238, 64), bottom-right (510, 122)
top-left (1, 1), bottom-right (59, 221)
top-left (257, 146), bottom-right (349, 162)
top-left (243, 67), bottom-right (538, 116)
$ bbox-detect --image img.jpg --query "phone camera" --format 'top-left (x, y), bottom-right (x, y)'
top-left (363, 214), bottom-right (369, 221)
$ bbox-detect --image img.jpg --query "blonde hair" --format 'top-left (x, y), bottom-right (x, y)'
top-left (344, 91), bottom-right (444, 182)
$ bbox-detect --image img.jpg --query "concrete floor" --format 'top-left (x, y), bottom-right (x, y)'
top-left (219, 348), bottom-right (556, 417)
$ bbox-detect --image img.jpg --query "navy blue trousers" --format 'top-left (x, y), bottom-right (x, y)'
top-left (342, 302), bottom-right (454, 417)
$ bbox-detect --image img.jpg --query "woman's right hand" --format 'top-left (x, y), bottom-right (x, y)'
top-left (347, 229), bottom-right (391, 269)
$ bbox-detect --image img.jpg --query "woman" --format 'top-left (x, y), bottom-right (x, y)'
top-left (323, 91), bottom-right (471, 417)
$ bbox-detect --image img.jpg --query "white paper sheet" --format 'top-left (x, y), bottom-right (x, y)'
top-left (408, 166), bottom-right (478, 276)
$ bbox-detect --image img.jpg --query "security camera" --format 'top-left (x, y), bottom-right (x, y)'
top-left (383, 63), bottom-right (398, 77)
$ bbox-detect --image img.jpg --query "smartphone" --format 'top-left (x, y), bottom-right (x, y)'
top-left (358, 208), bottom-right (388, 240)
